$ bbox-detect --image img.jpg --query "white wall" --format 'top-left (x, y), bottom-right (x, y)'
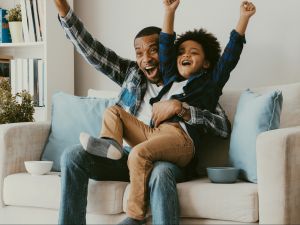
top-left (73, 0), bottom-right (300, 96)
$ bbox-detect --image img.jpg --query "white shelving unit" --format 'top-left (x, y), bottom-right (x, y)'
top-left (0, 0), bottom-right (74, 121)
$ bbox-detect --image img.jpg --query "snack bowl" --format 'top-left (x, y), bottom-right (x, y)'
top-left (24, 161), bottom-right (53, 175)
top-left (207, 167), bottom-right (239, 183)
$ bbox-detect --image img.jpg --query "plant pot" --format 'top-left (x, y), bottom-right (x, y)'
top-left (8, 21), bottom-right (23, 43)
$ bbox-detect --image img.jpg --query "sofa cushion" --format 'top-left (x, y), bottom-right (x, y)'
top-left (3, 173), bottom-right (128, 215)
top-left (41, 92), bottom-right (116, 171)
top-left (229, 89), bottom-right (283, 183)
top-left (123, 178), bottom-right (258, 223)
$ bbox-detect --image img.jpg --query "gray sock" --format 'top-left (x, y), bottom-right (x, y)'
top-left (118, 217), bottom-right (145, 225)
top-left (79, 132), bottom-right (123, 160)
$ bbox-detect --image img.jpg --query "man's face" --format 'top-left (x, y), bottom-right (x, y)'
top-left (177, 40), bottom-right (210, 79)
top-left (134, 34), bottom-right (161, 84)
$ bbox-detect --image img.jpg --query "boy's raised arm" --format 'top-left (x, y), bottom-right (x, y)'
top-left (236, 1), bottom-right (256, 35)
top-left (162, 0), bottom-right (180, 35)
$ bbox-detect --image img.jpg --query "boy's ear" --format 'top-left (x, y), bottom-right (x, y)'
top-left (203, 60), bottom-right (210, 69)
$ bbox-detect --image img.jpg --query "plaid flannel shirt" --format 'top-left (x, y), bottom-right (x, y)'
top-left (59, 9), bottom-right (231, 138)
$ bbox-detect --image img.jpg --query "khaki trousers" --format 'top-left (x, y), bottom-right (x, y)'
top-left (100, 105), bottom-right (194, 220)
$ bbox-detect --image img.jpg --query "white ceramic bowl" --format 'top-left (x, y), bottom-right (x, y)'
top-left (24, 161), bottom-right (53, 175)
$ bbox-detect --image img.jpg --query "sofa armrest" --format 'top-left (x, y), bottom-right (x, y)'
top-left (0, 122), bottom-right (50, 207)
top-left (257, 126), bottom-right (300, 225)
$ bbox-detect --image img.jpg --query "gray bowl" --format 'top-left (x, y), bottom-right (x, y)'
top-left (207, 167), bottom-right (239, 183)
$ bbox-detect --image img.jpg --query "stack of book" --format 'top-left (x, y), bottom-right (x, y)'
top-left (10, 58), bottom-right (45, 106)
top-left (20, 0), bottom-right (44, 43)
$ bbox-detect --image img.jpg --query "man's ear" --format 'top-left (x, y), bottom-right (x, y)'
top-left (203, 60), bottom-right (210, 69)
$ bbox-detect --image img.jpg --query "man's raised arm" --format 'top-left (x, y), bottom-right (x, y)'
top-left (54, 0), bottom-right (70, 18)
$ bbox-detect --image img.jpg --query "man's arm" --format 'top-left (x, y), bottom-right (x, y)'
top-left (159, 0), bottom-right (180, 84)
top-left (212, 1), bottom-right (256, 90)
top-left (54, 0), bottom-right (70, 17)
top-left (151, 100), bottom-right (231, 138)
top-left (53, 0), bottom-right (135, 86)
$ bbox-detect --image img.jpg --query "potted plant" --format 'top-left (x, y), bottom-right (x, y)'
top-left (5, 4), bottom-right (23, 43)
top-left (0, 79), bottom-right (35, 124)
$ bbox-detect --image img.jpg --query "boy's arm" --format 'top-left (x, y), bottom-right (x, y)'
top-left (212, 1), bottom-right (256, 90)
top-left (159, 0), bottom-right (180, 84)
top-left (54, 0), bottom-right (135, 86)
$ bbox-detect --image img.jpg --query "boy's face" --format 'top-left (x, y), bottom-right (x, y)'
top-left (177, 40), bottom-right (210, 79)
top-left (134, 34), bottom-right (161, 84)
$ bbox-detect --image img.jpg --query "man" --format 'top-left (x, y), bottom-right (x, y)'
top-left (54, 1), bottom-right (231, 224)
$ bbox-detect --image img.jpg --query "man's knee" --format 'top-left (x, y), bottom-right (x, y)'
top-left (60, 144), bottom-right (86, 169)
top-left (149, 161), bottom-right (177, 186)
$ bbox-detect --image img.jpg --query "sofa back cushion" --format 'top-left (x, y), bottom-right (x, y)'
top-left (200, 82), bottom-right (300, 171)
top-left (41, 92), bottom-right (116, 171)
top-left (220, 82), bottom-right (300, 128)
top-left (229, 89), bottom-right (283, 183)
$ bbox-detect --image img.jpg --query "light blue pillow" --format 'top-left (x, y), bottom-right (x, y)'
top-left (41, 92), bottom-right (116, 171)
top-left (229, 89), bottom-right (283, 183)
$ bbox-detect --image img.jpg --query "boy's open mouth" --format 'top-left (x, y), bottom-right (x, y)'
top-left (182, 60), bottom-right (191, 66)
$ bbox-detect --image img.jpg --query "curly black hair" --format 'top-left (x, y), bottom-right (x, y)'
top-left (174, 29), bottom-right (221, 72)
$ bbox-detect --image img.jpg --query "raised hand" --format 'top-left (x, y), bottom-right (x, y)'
top-left (163, 0), bottom-right (180, 13)
top-left (241, 1), bottom-right (256, 19)
top-left (53, 0), bottom-right (70, 17)
top-left (236, 1), bottom-right (256, 35)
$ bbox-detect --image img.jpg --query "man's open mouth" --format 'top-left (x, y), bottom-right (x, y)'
top-left (144, 65), bottom-right (157, 76)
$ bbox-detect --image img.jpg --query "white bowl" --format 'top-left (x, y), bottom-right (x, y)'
top-left (24, 161), bottom-right (53, 175)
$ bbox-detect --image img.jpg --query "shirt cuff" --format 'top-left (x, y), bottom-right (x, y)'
top-left (59, 8), bottom-right (76, 28)
top-left (187, 106), bottom-right (202, 125)
top-left (231, 29), bottom-right (246, 44)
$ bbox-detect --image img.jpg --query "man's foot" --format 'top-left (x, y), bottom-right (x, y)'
top-left (79, 132), bottom-right (123, 160)
top-left (118, 217), bottom-right (146, 225)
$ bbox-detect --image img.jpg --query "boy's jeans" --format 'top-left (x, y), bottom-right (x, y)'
top-left (58, 144), bottom-right (186, 225)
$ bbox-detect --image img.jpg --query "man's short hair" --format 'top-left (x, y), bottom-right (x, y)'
top-left (135, 26), bottom-right (161, 40)
top-left (175, 29), bottom-right (221, 72)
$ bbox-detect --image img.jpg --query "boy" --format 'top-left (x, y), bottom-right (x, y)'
top-left (79, 1), bottom-right (256, 224)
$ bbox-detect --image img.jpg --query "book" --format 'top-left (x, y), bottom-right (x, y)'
top-left (37, 0), bottom-right (45, 40)
top-left (37, 59), bottom-right (44, 106)
top-left (32, 0), bottom-right (42, 42)
top-left (0, 8), bottom-right (12, 43)
top-left (10, 59), bottom-right (17, 95)
top-left (20, 0), bottom-right (30, 42)
top-left (26, 0), bottom-right (36, 42)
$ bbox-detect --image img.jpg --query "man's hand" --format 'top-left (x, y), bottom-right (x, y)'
top-left (163, 0), bottom-right (180, 13)
top-left (151, 99), bottom-right (182, 127)
top-left (240, 1), bottom-right (256, 19)
top-left (54, 0), bottom-right (70, 17)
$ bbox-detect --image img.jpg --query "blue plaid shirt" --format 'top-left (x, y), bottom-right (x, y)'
top-left (59, 9), bottom-right (231, 138)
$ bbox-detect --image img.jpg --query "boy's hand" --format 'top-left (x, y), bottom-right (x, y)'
top-left (240, 1), bottom-right (256, 19)
top-left (163, 0), bottom-right (180, 13)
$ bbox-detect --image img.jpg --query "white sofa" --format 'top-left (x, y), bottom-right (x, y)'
top-left (1, 83), bottom-right (300, 224)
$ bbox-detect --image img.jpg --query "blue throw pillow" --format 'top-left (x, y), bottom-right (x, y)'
top-left (229, 89), bottom-right (283, 183)
top-left (41, 92), bottom-right (116, 171)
